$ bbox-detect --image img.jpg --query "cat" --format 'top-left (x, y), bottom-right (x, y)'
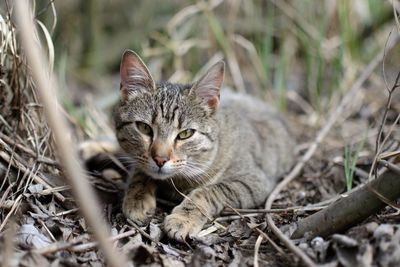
top-left (84, 50), bottom-right (296, 241)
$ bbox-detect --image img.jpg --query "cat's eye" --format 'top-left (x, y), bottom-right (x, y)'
top-left (177, 129), bottom-right (195, 140)
top-left (136, 122), bottom-right (153, 136)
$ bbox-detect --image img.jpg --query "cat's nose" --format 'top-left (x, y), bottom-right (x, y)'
top-left (153, 155), bottom-right (169, 167)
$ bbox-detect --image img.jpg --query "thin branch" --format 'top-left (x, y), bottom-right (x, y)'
top-left (0, 194), bottom-right (22, 232)
top-left (0, 150), bottom-right (65, 203)
top-left (378, 159), bottom-right (400, 175)
top-left (225, 205), bottom-right (284, 255)
top-left (253, 235), bottom-right (263, 267)
top-left (37, 229), bottom-right (137, 255)
top-left (221, 205), bottom-right (326, 215)
top-left (291, 170), bottom-right (400, 239)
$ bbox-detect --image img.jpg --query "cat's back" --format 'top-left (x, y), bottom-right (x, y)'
top-left (218, 90), bottom-right (295, 177)
top-left (220, 89), bottom-right (278, 117)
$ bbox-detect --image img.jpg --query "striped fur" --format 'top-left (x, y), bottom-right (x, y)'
top-left (114, 50), bottom-right (296, 241)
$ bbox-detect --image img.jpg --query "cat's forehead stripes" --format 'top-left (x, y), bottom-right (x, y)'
top-left (152, 83), bottom-right (191, 129)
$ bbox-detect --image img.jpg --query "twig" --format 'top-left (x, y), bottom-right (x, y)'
top-left (0, 194), bottom-right (22, 232)
top-left (0, 132), bottom-right (59, 167)
top-left (379, 150), bottom-right (400, 159)
top-left (367, 54), bottom-right (400, 206)
top-left (70, 229), bottom-right (137, 253)
top-left (221, 206), bottom-right (326, 215)
top-left (226, 205), bottom-right (284, 255)
top-left (0, 151), bottom-right (65, 202)
top-left (14, 3), bottom-right (128, 267)
top-left (378, 159), bottom-right (400, 175)
top-left (36, 229), bottom-right (137, 255)
top-left (254, 228), bottom-right (284, 255)
top-left (34, 235), bottom-right (88, 255)
top-left (0, 182), bottom-right (15, 209)
top-left (40, 185), bottom-right (71, 195)
top-left (369, 75), bottom-right (400, 180)
top-left (127, 219), bottom-right (160, 245)
top-left (262, 29), bottom-right (400, 267)
top-left (54, 208), bottom-right (79, 217)
top-left (253, 235), bottom-right (263, 267)
top-left (215, 213), bottom-right (260, 222)
top-left (38, 219), bottom-right (57, 242)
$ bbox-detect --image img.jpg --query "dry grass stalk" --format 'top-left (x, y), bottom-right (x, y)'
top-left (14, 2), bottom-right (127, 267)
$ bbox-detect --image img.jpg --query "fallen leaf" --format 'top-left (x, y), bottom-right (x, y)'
top-left (16, 224), bottom-right (52, 249)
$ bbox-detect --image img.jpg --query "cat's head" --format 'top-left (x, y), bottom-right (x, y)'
top-left (114, 50), bottom-right (224, 181)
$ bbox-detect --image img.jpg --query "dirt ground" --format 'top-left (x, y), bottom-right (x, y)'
top-left (1, 57), bottom-right (399, 267)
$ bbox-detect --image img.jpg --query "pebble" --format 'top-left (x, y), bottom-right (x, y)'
top-left (373, 224), bottom-right (394, 239)
top-left (364, 222), bottom-right (379, 234)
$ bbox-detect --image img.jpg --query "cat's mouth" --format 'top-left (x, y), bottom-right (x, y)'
top-left (144, 165), bottom-right (176, 180)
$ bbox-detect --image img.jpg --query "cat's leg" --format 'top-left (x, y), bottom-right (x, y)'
top-left (122, 175), bottom-right (157, 225)
top-left (164, 175), bottom-right (269, 241)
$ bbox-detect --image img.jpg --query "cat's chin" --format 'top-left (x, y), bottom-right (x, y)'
top-left (144, 169), bottom-right (175, 180)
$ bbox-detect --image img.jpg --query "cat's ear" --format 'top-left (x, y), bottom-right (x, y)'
top-left (191, 61), bottom-right (225, 110)
top-left (120, 50), bottom-right (155, 102)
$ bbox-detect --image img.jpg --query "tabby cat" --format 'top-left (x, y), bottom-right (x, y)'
top-left (91, 50), bottom-right (295, 241)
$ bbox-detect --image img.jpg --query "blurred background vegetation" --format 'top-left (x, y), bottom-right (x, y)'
top-left (31, 0), bottom-right (396, 119)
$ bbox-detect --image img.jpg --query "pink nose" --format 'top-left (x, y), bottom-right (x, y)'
top-left (153, 156), bottom-right (169, 167)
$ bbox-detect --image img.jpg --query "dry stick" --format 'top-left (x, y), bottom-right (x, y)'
top-left (14, 3), bottom-right (128, 267)
top-left (0, 132), bottom-right (59, 166)
top-left (127, 219), bottom-right (160, 245)
top-left (54, 207), bottom-right (79, 217)
top-left (226, 205), bottom-right (284, 255)
top-left (379, 150), bottom-right (400, 159)
top-left (368, 70), bottom-right (400, 182)
top-left (262, 32), bottom-right (400, 267)
top-left (34, 229), bottom-right (139, 256)
top-left (0, 151), bottom-right (65, 202)
top-left (34, 235), bottom-right (88, 255)
top-left (291, 170), bottom-right (400, 239)
top-left (0, 182), bottom-right (15, 208)
top-left (367, 68), bottom-right (400, 208)
top-left (70, 229), bottom-right (137, 253)
top-left (40, 185), bottom-right (71, 195)
top-left (378, 159), bottom-right (400, 175)
top-left (0, 194), bottom-right (22, 232)
top-left (222, 205), bottom-right (326, 215)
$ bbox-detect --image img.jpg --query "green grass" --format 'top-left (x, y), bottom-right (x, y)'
top-left (32, 0), bottom-right (393, 115)
top-left (343, 133), bottom-right (367, 191)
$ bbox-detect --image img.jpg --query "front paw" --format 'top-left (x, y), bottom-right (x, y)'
top-left (122, 192), bottom-right (156, 226)
top-left (164, 213), bottom-right (205, 241)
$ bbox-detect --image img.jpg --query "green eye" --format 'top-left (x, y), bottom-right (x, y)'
top-left (177, 129), bottom-right (195, 140)
top-left (136, 122), bottom-right (153, 136)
